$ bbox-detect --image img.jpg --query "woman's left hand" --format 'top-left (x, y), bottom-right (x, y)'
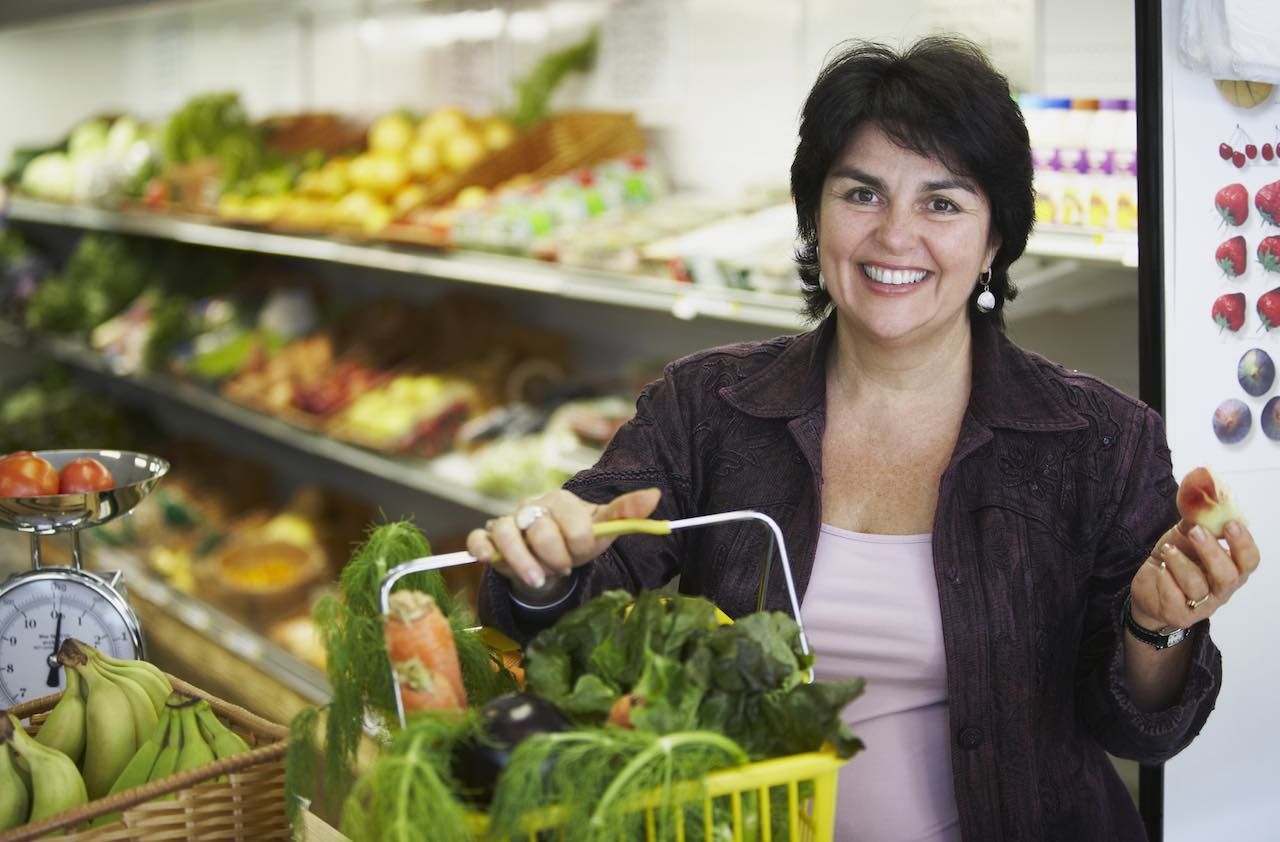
top-left (1129, 519), bottom-right (1261, 632)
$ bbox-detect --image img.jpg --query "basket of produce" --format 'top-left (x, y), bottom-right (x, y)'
top-left (286, 514), bottom-right (864, 842)
top-left (0, 641), bottom-right (289, 841)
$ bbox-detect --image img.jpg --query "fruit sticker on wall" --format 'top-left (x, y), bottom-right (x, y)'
top-left (1213, 398), bottom-right (1252, 444)
top-left (1213, 292), bottom-right (1247, 332)
top-left (1262, 396), bottom-right (1280, 441)
top-left (1218, 125), bottom-right (1264, 169)
top-left (1215, 79), bottom-right (1274, 109)
top-left (1258, 286), bottom-right (1280, 330)
top-left (1259, 236), bottom-right (1280, 273)
top-left (1216, 235), bottom-right (1247, 278)
top-left (1257, 180), bottom-right (1280, 227)
top-left (1238, 348), bottom-right (1276, 397)
top-left (1216, 183), bottom-right (1249, 227)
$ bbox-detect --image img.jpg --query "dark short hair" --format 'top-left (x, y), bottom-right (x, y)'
top-left (791, 36), bottom-right (1035, 330)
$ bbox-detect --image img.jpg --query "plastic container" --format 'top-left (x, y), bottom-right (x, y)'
top-left (1113, 100), bottom-right (1139, 231)
top-left (1022, 95), bottom-right (1071, 225)
top-left (1060, 99), bottom-right (1098, 226)
top-left (1085, 99), bottom-right (1129, 229)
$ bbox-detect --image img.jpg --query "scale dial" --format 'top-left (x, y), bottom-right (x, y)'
top-left (0, 569), bottom-right (142, 707)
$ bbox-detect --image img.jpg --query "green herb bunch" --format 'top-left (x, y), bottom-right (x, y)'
top-left (285, 520), bottom-right (516, 824)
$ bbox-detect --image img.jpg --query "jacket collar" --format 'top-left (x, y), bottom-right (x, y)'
top-left (721, 314), bottom-right (1090, 433)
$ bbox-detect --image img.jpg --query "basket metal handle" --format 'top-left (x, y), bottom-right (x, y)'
top-left (379, 510), bottom-right (809, 728)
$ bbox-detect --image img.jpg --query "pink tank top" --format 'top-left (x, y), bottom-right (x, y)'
top-left (800, 524), bottom-right (961, 842)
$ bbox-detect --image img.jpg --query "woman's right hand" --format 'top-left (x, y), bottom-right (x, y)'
top-left (467, 487), bottom-right (661, 602)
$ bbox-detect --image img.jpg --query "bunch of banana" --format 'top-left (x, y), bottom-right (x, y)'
top-left (93, 692), bottom-right (251, 826)
top-left (54, 638), bottom-right (173, 799)
top-left (1, 713), bottom-right (88, 831)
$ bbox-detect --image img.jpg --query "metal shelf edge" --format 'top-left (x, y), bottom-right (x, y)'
top-left (7, 198), bottom-right (808, 331)
top-left (0, 322), bottom-right (515, 516)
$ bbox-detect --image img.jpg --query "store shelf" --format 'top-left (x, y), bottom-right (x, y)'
top-left (92, 544), bottom-right (331, 713)
top-left (0, 321), bottom-right (517, 517)
top-left (6, 197), bottom-right (810, 331)
top-left (1026, 225), bottom-right (1139, 268)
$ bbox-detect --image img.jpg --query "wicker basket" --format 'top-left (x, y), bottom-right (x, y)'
top-left (418, 110), bottom-right (645, 208)
top-left (0, 674), bottom-right (290, 842)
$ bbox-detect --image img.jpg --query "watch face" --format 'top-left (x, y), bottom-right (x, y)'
top-left (0, 573), bottom-right (139, 707)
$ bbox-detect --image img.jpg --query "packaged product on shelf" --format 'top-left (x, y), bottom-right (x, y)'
top-left (1021, 95), bottom-right (1071, 225)
top-left (1059, 98), bottom-right (1097, 227)
top-left (639, 200), bottom-right (802, 292)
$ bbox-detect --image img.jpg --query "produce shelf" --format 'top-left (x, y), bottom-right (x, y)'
top-left (92, 544), bottom-right (331, 719)
top-left (6, 197), bottom-right (811, 330)
top-left (0, 321), bottom-right (517, 517)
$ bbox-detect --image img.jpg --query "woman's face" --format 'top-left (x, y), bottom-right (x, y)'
top-left (818, 123), bottom-right (999, 345)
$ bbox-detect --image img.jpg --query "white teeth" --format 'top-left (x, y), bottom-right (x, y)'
top-left (863, 265), bottom-right (928, 285)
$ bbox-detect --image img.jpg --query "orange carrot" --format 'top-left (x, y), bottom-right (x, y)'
top-left (395, 657), bottom-right (462, 711)
top-left (385, 590), bottom-right (467, 706)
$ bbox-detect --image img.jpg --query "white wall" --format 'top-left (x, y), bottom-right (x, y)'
top-left (0, 0), bottom-right (1134, 195)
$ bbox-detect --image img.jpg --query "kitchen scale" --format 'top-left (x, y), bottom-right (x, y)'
top-left (0, 448), bottom-right (168, 707)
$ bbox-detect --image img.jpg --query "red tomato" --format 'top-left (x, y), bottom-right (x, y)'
top-left (0, 451), bottom-right (60, 497)
top-left (57, 457), bottom-right (115, 493)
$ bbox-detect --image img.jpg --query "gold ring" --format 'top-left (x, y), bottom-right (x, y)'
top-left (1187, 593), bottom-right (1211, 610)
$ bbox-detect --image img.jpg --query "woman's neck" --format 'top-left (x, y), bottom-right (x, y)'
top-left (827, 315), bottom-right (974, 409)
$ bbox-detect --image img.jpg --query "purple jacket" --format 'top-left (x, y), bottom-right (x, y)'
top-left (481, 315), bottom-right (1221, 841)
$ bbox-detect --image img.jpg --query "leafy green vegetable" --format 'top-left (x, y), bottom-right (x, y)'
top-left (487, 727), bottom-right (748, 842)
top-left (340, 710), bottom-right (482, 842)
top-left (524, 589), bottom-right (865, 760)
top-left (509, 28), bottom-right (599, 129)
top-left (286, 520), bottom-right (516, 828)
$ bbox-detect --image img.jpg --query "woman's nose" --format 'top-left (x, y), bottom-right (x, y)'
top-left (874, 204), bottom-right (915, 250)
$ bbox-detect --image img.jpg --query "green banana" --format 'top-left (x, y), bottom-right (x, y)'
top-left (146, 712), bottom-right (184, 800)
top-left (92, 659), bottom-right (158, 747)
top-left (0, 741), bottom-right (31, 832)
top-left (2, 713), bottom-right (88, 824)
top-left (89, 707), bottom-right (174, 828)
top-left (60, 641), bottom-right (138, 799)
top-left (89, 649), bottom-right (172, 714)
top-left (107, 707), bottom-right (170, 796)
top-left (194, 703), bottom-right (250, 760)
top-left (34, 666), bottom-right (87, 765)
top-left (174, 704), bottom-right (214, 773)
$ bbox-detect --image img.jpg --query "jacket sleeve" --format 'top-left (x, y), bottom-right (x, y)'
top-left (478, 363), bottom-right (698, 644)
top-left (1076, 405), bottom-right (1222, 764)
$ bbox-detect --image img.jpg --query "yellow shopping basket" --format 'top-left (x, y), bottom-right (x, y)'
top-left (376, 510), bottom-right (847, 842)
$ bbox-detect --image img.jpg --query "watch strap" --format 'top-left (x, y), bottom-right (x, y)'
top-left (1123, 593), bottom-right (1189, 650)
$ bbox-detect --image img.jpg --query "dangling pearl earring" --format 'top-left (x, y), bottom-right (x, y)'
top-left (975, 269), bottom-right (996, 313)
top-left (818, 273), bottom-right (826, 291)
top-left (816, 244), bottom-right (826, 291)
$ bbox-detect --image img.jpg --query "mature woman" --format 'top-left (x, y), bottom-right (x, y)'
top-left (470, 37), bottom-right (1259, 841)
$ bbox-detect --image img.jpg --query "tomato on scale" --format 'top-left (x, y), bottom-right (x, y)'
top-left (0, 449), bottom-right (167, 708)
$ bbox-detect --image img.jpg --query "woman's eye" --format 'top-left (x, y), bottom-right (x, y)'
top-left (843, 187), bottom-right (877, 204)
top-left (928, 197), bottom-right (959, 213)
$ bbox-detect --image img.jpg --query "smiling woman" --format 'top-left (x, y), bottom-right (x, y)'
top-left (474, 35), bottom-right (1254, 842)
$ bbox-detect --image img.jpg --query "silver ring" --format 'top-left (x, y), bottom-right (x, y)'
top-left (514, 504), bottom-right (550, 532)
top-left (1187, 593), bottom-right (1211, 610)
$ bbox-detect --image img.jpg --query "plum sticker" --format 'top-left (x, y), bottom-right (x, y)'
top-left (1237, 349), bottom-right (1276, 396)
top-left (1213, 398), bottom-right (1252, 444)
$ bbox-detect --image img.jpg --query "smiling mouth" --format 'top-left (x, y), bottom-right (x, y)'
top-left (861, 264), bottom-right (929, 286)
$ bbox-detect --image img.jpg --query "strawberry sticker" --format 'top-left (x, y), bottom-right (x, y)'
top-left (1256, 180), bottom-right (1280, 227)
top-left (1213, 291), bottom-right (1247, 332)
top-left (1258, 286), bottom-right (1280, 330)
top-left (1216, 183), bottom-right (1249, 226)
top-left (1216, 235), bottom-right (1247, 277)
top-left (1259, 236), bottom-right (1280, 273)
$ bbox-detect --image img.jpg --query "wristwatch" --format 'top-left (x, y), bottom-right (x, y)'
top-left (1122, 594), bottom-right (1189, 650)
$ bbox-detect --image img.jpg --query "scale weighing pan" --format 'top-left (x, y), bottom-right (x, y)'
top-left (0, 449), bottom-right (170, 535)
